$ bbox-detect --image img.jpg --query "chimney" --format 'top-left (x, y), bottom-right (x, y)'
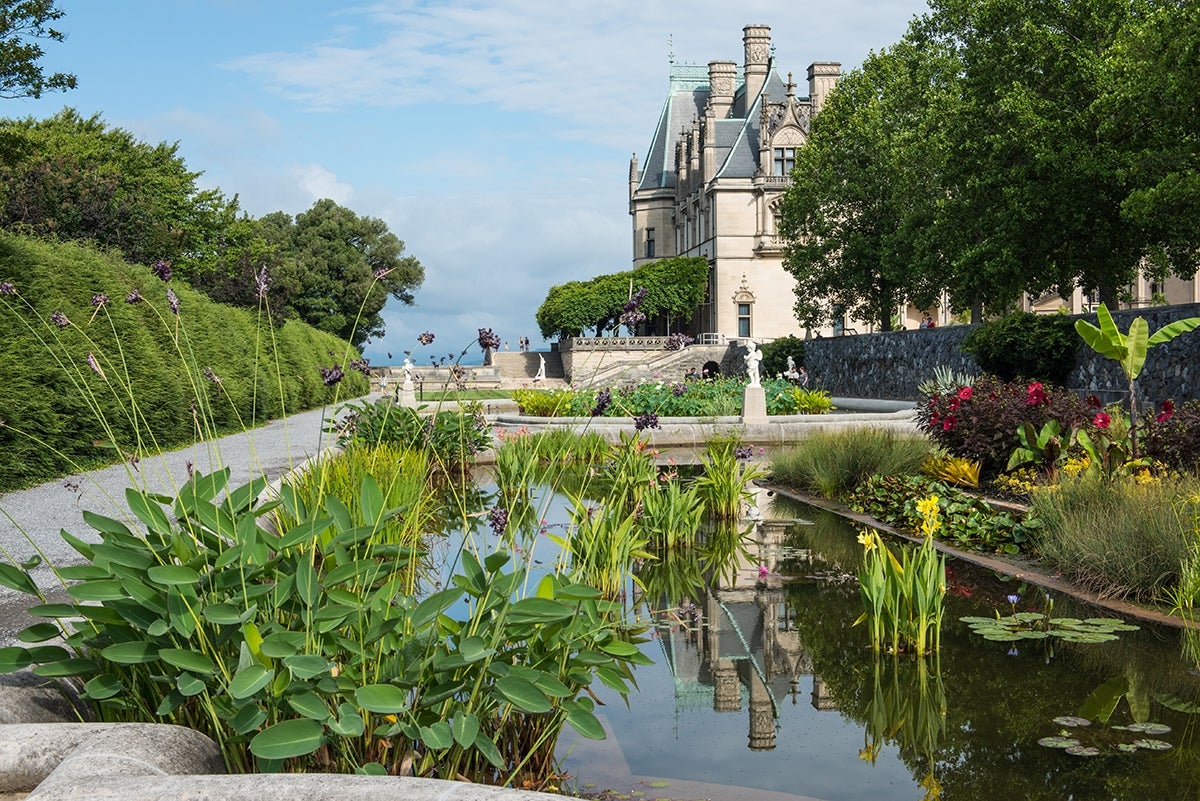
top-left (707, 60), bottom-right (736, 118)
top-left (742, 25), bottom-right (771, 114)
top-left (807, 62), bottom-right (841, 115)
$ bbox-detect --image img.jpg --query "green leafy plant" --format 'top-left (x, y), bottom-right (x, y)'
top-left (335, 399), bottom-right (490, 476)
top-left (770, 386), bottom-right (834, 415)
top-left (1075, 303), bottom-right (1200, 458)
top-left (0, 468), bottom-right (649, 783)
top-left (760, 336), bottom-right (806, 378)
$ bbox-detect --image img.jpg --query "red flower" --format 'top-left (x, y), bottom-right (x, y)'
top-left (930, 410), bottom-right (941, 425)
top-left (958, 386), bottom-right (974, 401)
top-left (1026, 382), bottom-right (1047, 406)
top-left (1086, 394), bottom-right (1102, 410)
top-left (948, 397), bottom-right (961, 412)
top-left (1093, 412), bottom-right (1111, 429)
top-left (943, 415), bottom-right (956, 431)
top-left (1157, 400), bottom-right (1175, 423)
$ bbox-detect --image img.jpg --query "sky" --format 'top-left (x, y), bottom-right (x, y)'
top-left (15, 0), bottom-right (930, 366)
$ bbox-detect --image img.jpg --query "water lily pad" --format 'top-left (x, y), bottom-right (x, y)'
top-left (1052, 716), bottom-right (1092, 727)
top-left (1050, 617), bottom-right (1083, 627)
top-left (1116, 743), bottom-right (1139, 753)
top-left (1132, 739), bottom-right (1172, 751)
top-left (1038, 736), bottom-right (1081, 749)
top-left (958, 616), bottom-right (996, 625)
top-left (1065, 745), bottom-right (1102, 756)
top-left (983, 632), bottom-right (1023, 642)
top-left (1125, 722), bottom-right (1171, 735)
top-left (1056, 631), bottom-right (1118, 643)
top-left (1014, 612), bottom-right (1045, 622)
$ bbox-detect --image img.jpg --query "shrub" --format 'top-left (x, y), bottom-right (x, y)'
top-left (916, 375), bottom-right (1087, 476)
top-left (769, 386), bottom-right (834, 415)
top-left (960, 311), bottom-right (1079, 384)
top-left (0, 234), bottom-right (367, 491)
top-left (761, 336), bottom-right (806, 378)
top-left (1030, 473), bottom-right (1200, 602)
top-left (769, 428), bottom-right (930, 499)
top-left (335, 399), bottom-right (490, 474)
top-left (1142, 400), bottom-right (1200, 474)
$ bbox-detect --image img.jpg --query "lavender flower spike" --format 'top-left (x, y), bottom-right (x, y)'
top-left (0, 281), bottom-right (15, 295)
top-left (50, 311), bottom-right (70, 328)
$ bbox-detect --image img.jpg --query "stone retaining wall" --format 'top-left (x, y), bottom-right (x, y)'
top-left (803, 304), bottom-right (1200, 404)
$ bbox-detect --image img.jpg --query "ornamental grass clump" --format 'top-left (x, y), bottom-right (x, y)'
top-left (854, 496), bottom-right (946, 656)
top-left (693, 436), bottom-right (766, 520)
top-left (1030, 473), bottom-right (1200, 602)
top-left (770, 427), bottom-right (929, 499)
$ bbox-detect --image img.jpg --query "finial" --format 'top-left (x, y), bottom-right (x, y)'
top-left (668, 33), bottom-right (674, 65)
top-left (786, 71), bottom-right (796, 97)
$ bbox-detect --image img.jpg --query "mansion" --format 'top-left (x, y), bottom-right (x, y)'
top-left (628, 24), bottom-right (1200, 342)
top-left (629, 24), bottom-right (839, 341)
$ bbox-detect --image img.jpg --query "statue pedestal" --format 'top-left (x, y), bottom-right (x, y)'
top-left (742, 385), bottom-right (767, 423)
top-left (399, 387), bottom-right (416, 407)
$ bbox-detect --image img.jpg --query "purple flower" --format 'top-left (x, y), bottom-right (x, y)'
top-left (166, 288), bottom-right (180, 316)
top-left (477, 328), bottom-right (501, 351)
top-left (320, 365), bottom-right (344, 386)
top-left (734, 445), bottom-right (754, 461)
top-left (373, 267), bottom-right (392, 279)
top-left (633, 412), bottom-right (660, 431)
top-left (125, 289), bottom-right (143, 304)
top-left (0, 281), bottom-right (15, 295)
top-left (87, 353), bottom-right (103, 376)
top-left (488, 506), bottom-right (509, 537)
top-left (151, 259), bottom-right (172, 282)
top-left (417, 331), bottom-right (435, 346)
top-left (255, 265), bottom-right (270, 301)
top-left (203, 367), bottom-right (222, 385)
top-left (349, 357), bottom-right (371, 376)
top-left (671, 382), bottom-right (687, 397)
top-left (619, 286), bottom-right (648, 329)
top-left (1006, 594), bottom-right (1020, 605)
top-left (590, 389), bottom-right (612, 417)
top-left (50, 311), bottom-right (70, 328)
top-left (90, 293), bottom-right (109, 308)
top-left (664, 332), bottom-right (694, 351)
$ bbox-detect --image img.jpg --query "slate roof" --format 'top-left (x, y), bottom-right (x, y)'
top-left (637, 59), bottom-right (798, 191)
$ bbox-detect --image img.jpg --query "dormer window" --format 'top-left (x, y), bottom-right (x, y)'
top-left (773, 147), bottom-right (797, 176)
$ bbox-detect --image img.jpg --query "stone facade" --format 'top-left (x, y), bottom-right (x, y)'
top-left (628, 25), bottom-right (841, 343)
top-left (803, 304), bottom-right (1200, 405)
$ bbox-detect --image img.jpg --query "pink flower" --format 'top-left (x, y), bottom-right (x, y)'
top-left (943, 415), bottom-right (956, 431)
top-left (1157, 400), bottom-right (1175, 423)
top-left (957, 386), bottom-right (973, 401)
top-left (1026, 382), bottom-right (1047, 406)
top-left (1093, 412), bottom-right (1111, 429)
top-left (758, 565), bottom-right (769, 578)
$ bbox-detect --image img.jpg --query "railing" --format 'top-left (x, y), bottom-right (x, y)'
top-left (562, 336), bottom-right (674, 351)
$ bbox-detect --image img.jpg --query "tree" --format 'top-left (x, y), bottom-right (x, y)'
top-left (271, 199), bottom-right (423, 348)
top-left (0, 109), bottom-right (240, 277)
top-left (779, 41), bottom-right (944, 331)
top-left (535, 257), bottom-right (709, 340)
top-left (914, 0), bottom-right (1172, 308)
top-left (0, 0), bottom-right (75, 99)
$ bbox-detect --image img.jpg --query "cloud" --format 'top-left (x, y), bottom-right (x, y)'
top-left (292, 164), bottom-right (354, 205)
top-left (224, 1), bottom-right (925, 149)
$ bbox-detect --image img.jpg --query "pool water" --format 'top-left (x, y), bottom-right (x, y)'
top-left (546, 493), bottom-right (1200, 801)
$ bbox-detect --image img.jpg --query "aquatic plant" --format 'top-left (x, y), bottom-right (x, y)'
top-left (854, 496), bottom-right (946, 656)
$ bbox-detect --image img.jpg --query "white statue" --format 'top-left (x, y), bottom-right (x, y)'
top-left (402, 357), bottom-right (414, 388)
top-left (744, 340), bottom-right (762, 387)
top-left (534, 354), bottom-right (546, 382)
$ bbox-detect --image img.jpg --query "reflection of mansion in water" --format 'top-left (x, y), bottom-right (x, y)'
top-left (643, 505), bottom-right (839, 752)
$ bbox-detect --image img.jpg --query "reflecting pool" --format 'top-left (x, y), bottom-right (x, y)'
top-left (548, 491), bottom-right (1200, 801)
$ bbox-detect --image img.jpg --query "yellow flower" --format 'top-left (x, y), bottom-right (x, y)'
top-left (857, 530), bottom-right (877, 552)
top-left (915, 495), bottom-right (940, 518)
